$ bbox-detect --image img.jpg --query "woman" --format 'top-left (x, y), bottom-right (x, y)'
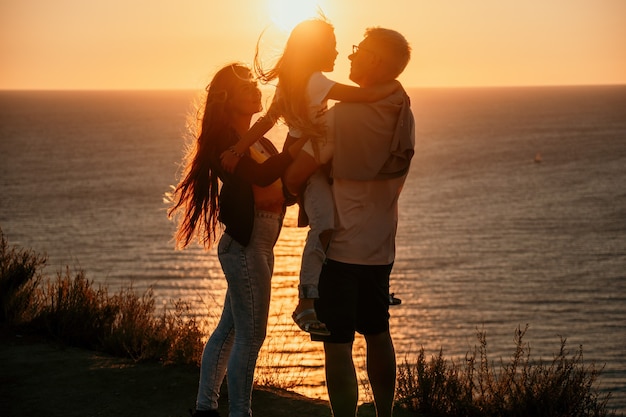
top-left (168, 63), bottom-right (305, 417)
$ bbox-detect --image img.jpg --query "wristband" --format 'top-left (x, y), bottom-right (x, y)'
top-left (228, 146), bottom-right (245, 158)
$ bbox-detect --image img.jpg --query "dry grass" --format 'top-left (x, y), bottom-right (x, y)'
top-left (396, 326), bottom-right (617, 416)
top-left (0, 232), bottom-right (45, 325)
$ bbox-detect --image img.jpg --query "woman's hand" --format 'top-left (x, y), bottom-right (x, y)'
top-left (220, 147), bottom-right (244, 173)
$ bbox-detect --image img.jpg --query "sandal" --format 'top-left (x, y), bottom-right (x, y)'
top-left (292, 308), bottom-right (331, 336)
top-left (389, 293), bottom-right (402, 305)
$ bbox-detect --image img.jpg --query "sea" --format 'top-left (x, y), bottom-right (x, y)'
top-left (1, 86), bottom-right (625, 413)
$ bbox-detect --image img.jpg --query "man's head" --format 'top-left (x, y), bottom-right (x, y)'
top-left (349, 27), bottom-right (411, 87)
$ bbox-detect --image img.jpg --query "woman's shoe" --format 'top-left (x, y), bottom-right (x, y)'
top-left (292, 308), bottom-right (331, 336)
top-left (190, 409), bottom-right (220, 417)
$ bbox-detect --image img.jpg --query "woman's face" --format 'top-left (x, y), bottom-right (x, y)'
top-left (228, 71), bottom-right (263, 116)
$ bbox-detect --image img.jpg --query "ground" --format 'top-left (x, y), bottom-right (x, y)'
top-left (0, 331), bottom-right (415, 417)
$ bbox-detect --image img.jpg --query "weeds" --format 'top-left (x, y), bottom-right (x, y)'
top-left (34, 267), bottom-right (112, 349)
top-left (0, 229), bottom-right (206, 364)
top-left (254, 311), bottom-right (310, 390)
top-left (0, 231), bottom-right (45, 325)
top-left (396, 326), bottom-right (616, 417)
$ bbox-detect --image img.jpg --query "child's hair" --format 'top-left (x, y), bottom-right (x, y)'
top-left (254, 17), bottom-right (335, 139)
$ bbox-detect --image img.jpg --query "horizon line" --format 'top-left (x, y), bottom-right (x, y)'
top-left (1, 82), bottom-right (625, 93)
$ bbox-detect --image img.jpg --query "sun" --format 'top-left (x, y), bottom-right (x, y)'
top-left (268, 0), bottom-right (322, 32)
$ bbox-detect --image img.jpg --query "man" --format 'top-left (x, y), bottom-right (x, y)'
top-left (288, 27), bottom-right (414, 417)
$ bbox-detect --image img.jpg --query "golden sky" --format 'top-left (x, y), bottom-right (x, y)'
top-left (1, 0), bottom-right (625, 89)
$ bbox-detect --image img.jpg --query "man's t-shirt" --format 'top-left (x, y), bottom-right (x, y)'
top-left (325, 89), bottom-right (414, 265)
top-left (326, 175), bottom-right (406, 265)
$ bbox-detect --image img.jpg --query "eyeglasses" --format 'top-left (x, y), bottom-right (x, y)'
top-left (352, 44), bottom-right (375, 55)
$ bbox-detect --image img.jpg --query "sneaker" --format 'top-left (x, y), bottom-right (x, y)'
top-left (389, 293), bottom-right (402, 305)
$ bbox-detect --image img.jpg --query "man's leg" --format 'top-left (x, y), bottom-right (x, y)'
top-left (364, 331), bottom-right (396, 417)
top-left (323, 341), bottom-right (358, 417)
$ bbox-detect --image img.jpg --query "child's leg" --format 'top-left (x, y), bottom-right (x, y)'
top-left (285, 139), bottom-right (335, 334)
top-left (298, 169), bottom-right (334, 301)
top-left (284, 147), bottom-right (320, 197)
top-left (293, 169), bottom-right (333, 336)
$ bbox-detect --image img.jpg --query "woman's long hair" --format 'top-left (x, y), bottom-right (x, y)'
top-left (254, 18), bottom-right (334, 139)
top-left (168, 63), bottom-right (251, 249)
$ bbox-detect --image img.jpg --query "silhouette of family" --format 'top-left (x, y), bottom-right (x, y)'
top-left (168, 17), bottom-right (414, 417)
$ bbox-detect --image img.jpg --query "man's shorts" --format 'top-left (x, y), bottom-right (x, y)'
top-left (312, 259), bottom-right (393, 343)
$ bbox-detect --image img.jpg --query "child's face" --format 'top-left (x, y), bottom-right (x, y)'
top-left (318, 32), bottom-right (338, 72)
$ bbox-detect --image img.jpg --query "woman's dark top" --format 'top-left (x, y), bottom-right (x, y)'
top-left (213, 135), bottom-right (293, 246)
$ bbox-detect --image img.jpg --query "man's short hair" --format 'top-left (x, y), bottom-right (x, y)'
top-left (365, 27), bottom-right (411, 79)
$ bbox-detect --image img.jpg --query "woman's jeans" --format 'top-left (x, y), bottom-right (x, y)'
top-left (196, 211), bottom-right (282, 417)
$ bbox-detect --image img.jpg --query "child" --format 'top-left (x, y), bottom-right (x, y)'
top-left (221, 18), bottom-right (399, 336)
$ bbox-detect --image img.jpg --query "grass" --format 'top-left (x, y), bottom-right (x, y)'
top-left (0, 229), bottom-right (620, 416)
top-left (396, 327), bottom-right (615, 416)
top-left (1, 230), bottom-right (205, 365)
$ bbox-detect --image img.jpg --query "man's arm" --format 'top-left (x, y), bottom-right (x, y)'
top-left (326, 80), bottom-right (400, 103)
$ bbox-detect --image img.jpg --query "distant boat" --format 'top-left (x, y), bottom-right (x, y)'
top-left (534, 152), bottom-right (542, 163)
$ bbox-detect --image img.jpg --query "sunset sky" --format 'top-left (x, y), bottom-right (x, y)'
top-left (1, 0), bottom-right (625, 90)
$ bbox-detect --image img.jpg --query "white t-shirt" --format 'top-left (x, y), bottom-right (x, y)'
top-left (285, 71), bottom-right (336, 138)
top-left (326, 175), bottom-right (406, 265)
top-left (325, 90), bottom-right (414, 265)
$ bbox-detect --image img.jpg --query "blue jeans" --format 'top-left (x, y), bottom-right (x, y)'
top-left (196, 210), bottom-right (283, 417)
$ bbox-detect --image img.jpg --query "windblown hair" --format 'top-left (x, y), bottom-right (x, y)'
top-left (254, 18), bottom-right (335, 139)
top-left (364, 27), bottom-right (411, 79)
top-left (167, 63), bottom-right (251, 249)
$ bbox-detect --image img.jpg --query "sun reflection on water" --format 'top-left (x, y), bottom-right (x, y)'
top-left (256, 206), bottom-right (332, 400)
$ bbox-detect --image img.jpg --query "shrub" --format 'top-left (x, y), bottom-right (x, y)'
top-left (34, 267), bottom-right (116, 349)
top-left (0, 230), bottom-right (45, 326)
top-left (159, 299), bottom-right (205, 365)
top-left (36, 272), bottom-right (205, 364)
top-left (0, 230), bottom-right (205, 364)
top-left (396, 326), bottom-right (617, 417)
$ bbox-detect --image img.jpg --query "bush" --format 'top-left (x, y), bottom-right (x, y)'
top-left (0, 230), bottom-right (45, 326)
top-left (158, 299), bottom-right (205, 365)
top-left (0, 230), bottom-right (205, 364)
top-left (396, 326), bottom-right (616, 417)
top-left (33, 267), bottom-right (115, 349)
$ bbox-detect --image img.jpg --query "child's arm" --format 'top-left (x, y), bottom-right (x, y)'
top-left (220, 104), bottom-right (279, 173)
top-left (326, 80), bottom-right (401, 103)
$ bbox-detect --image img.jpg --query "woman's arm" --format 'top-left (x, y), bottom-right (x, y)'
top-left (326, 80), bottom-right (400, 103)
top-left (220, 115), bottom-right (274, 173)
top-left (221, 103), bottom-right (280, 173)
top-left (228, 136), bottom-right (307, 186)
top-left (233, 153), bottom-right (291, 186)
